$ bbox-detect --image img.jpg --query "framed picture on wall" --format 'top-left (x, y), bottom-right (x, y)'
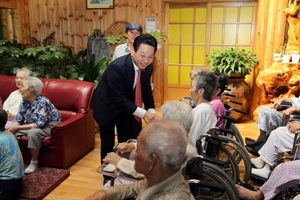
top-left (87, 0), bottom-right (114, 9)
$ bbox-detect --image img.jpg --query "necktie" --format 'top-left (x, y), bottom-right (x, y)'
top-left (135, 69), bottom-right (142, 122)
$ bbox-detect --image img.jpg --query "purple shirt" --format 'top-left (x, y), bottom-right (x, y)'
top-left (210, 96), bottom-right (226, 128)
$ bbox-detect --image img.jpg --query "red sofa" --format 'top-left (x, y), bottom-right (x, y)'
top-left (0, 75), bottom-right (95, 168)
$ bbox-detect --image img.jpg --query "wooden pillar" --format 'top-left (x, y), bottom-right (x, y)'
top-left (249, 0), bottom-right (288, 119)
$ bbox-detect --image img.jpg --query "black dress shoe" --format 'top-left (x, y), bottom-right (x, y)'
top-left (245, 137), bottom-right (265, 147)
top-left (103, 176), bottom-right (111, 185)
top-left (245, 130), bottom-right (268, 147)
top-left (245, 145), bottom-right (260, 157)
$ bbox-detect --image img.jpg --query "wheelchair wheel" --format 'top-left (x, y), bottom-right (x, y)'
top-left (219, 135), bottom-right (252, 182)
top-left (192, 163), bottom-right (239, 200)
top-left (228, 123), bottom-right (244, 146)
top-left (213, 146), bottom-right (240, 184)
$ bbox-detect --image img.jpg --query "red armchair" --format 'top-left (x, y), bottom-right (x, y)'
top-left (0, 75), bottom-right (95, 168)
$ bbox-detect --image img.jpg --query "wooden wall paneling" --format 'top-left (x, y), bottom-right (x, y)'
top-left (264, 0), bottom-right (278, 68)
top-left (0, 9), bottom-right (7, 39)
top-left (274, 0), bottom-right (288, 54)
top-left (77, 0), bottom-right (90, 50)
top-left (74, 0), bottom-right (84, 50)
top-left (154, 1), bottom-right (165, 105)
top-left (163, 3), bottom-right (170, 104)
top-left (69, 0), bottom-right (76, 50)
top-left (59, 0), bottom-right (68, 47)
top-left (12, 8), bottom-right (18, 41)
top-left (29, 1), bottom-right (42, 43)
top-left (245, 2), bottom-right (258, 89)
top-left (17, 0), bottom-right (31, 44)
top-left (249, 0), bottom-right (288, 118)
top-left (249, 0), bottom-right (269, 118)
top-left (5, 9), bottom-right (13, 40)
top-left (114, 0), bottom-right (127, 23)
top-left (27, 0), bottom-right (35, 44)
top-left (0, 0), bottom-right (16, 9)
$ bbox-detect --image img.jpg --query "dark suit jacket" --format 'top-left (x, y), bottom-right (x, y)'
top-left (91, 54), bottom-right (155, 125)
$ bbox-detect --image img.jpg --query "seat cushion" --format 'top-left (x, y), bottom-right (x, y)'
top-left (18, 110), bottom-right (76, 146)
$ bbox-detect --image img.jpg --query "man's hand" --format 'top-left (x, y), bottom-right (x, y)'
top-left (84, 190), bottom-right (107, 200)
top-left (287, 121), bottom-right (300, 133)
top-left (117, 143), bottom-right (135, 154)
top-left (103, 152), bottom-right (122, 165)
top-left (143, 111), bottom-right (161, 123)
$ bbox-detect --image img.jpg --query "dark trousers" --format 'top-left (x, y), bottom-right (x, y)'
top-left (98, 112), bottom-right (142, 162)
top-left (0, 177), bottom-right (23, 200)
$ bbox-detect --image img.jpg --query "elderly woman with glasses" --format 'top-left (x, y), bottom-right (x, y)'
top-left (3, 68), bottom-right (33, 125)
top-left (6, 77), bottom-right (61, 174)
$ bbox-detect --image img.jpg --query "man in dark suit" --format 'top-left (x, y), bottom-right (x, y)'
top-left (91, 34), bottom-right (160, 162)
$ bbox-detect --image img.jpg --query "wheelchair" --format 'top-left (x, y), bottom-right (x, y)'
top-left (243, 132), bottom-right (300, 199)
top-left (199, 127), bottom-right (252, 183)
top-left (185, 155), bottom-right (240, 200)
top-left (251, 131), bottom-right (300, 184)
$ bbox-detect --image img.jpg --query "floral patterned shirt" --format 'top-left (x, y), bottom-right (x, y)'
top-left (14, 96), bottom-right (61, 128)
top-left (0, 130), bottom-right (24, 180)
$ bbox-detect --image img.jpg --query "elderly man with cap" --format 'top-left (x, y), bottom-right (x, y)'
top-left (113, 22), bottom-right (143, 60)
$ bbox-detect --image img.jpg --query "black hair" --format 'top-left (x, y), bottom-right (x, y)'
top-left (0, 108), bottom-right (7, 131)
top-left (133, 34), bottom-right (157, 54)
top-left (213, 72), bottom-right (228, 96)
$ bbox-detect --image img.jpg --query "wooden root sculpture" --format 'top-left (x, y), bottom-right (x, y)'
top-left (256, 63), bottom-right (300, 104)
top-left (284, 0), bottom-right (300, 54)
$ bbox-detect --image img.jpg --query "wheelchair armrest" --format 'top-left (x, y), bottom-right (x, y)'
top-left (209, 127), bottom-right (236, 136)
top-left (201, 133), bottom-right (229, 144)
top-left (217, 115), bottom-right (235, 123)
top-left (201, 156), bottom-right (225, 167)
top-left (187, 179), bottom-right (225, 192)
top-left (229, 108), bottom-right (248, 115)
top-left (223, 93), bottom-right (235, 97)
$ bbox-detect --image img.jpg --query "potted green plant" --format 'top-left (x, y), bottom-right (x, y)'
top-left (206, 47), bottom-right (259, 122)
top-left (274, 49), bottom-right (282, 62)
top-left (206, 47), bottom-right (259, 77)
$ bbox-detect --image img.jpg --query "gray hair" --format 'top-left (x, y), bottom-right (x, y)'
top-left (193, 71), bottom-right (217, 101)
top-left (190, 68), bottom-right (205, 79)
top-left (144, 120), bottom-right (187, 172)
top-left (161, 101), bottom-right (193, 134)
top-left (26, 76), bottom-right (44, 96)
top-left (16, 68), bottom-right (33, 77)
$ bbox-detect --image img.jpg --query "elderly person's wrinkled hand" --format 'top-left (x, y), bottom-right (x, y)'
top-left (84, 190), bottom-right (107, 200)
top-left (273, 99), bottom-right (285, 110)
top-left (287, 121), bottom-right (300, 133)
top-left (282, 107), bottom-right (297, 119)
top-left (5, 125), bottom-right (19, 133)
top-left (102, 152), bottom-right (122, 165)
top-left (117, 142), bottom-right (135, 154)
top-left (6, 110), bottom-right (15, 121)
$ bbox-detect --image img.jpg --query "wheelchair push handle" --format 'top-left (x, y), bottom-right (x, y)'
top-left (226, 99), bottom-right (243, 105)
top-left (231, 108), bottom-right (248, 115)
